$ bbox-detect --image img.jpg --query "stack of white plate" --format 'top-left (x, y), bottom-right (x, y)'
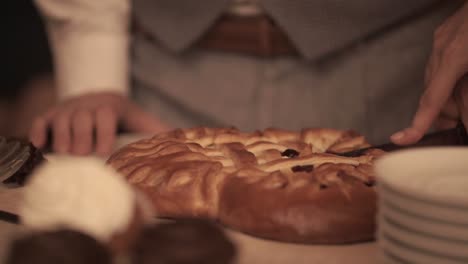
top-left (374, 147), bottom-right (468, 264)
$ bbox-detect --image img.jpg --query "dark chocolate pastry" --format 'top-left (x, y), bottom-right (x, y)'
top-left (0, 136), bottom-right (45, 186)
top-left (5, 230), bottom-right (112, 264)
top-left (131, 220), bottom-right (236, 264)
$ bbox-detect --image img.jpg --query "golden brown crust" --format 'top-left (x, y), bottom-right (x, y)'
top-left (107, 127), bottom-right (380, 244)
top-left (108, 140), bottom-right (225, 219)
top-left (218, 164), bottom-right (377, 244)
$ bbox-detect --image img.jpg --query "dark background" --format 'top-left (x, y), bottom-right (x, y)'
top-left (3, 0), bottom-right (52, 98)
top-left (1, 0), bottom-right (54, 136)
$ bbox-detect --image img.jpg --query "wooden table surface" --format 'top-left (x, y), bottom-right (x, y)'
top-left (0, 135), bottom-right (379, 264)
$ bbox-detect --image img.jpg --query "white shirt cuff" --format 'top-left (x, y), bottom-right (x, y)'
top-left (49, 28), bottom-right (129, 100)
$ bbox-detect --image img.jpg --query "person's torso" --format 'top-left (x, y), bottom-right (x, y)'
top-left (133, 0), bottom-right (442, 60)
top-left (130, 0), bottom-right (462, 142)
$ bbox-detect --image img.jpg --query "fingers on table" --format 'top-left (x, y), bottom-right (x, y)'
top-left (95, 106), bottom-right (118, 156)
top-left (71, 109), bottom-right (94, 155)
top-left (29, 106), bottom-right (119, 156)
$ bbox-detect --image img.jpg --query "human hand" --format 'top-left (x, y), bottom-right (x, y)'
top-left (29, 92), bottom-right (170, 156)
top-left (391, 3), bottom-right (468, 145)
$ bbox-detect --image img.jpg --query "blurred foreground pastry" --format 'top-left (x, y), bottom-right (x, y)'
top-left (132, 220), bottom-right (237, 264)
top-left (19, 156), bottom-right (154, 252)
top-left (5, 229), bottom-right (112, 264)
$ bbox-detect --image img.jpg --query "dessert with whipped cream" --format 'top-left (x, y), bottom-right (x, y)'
top-left (19, 156), bottom-right (153, 253)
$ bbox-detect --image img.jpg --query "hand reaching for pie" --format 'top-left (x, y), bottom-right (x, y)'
top-left (391, 2), bottom-right (468, 145)
top-left (29, 92), bottom-right (171, 156)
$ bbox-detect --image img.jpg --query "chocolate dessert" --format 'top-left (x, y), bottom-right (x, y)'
top-left (5, 230), bottom-right (112, 264)
top-left (131, 220), bottom-right (236, 264)
top-left (0, 136), bottom-right (45, 186)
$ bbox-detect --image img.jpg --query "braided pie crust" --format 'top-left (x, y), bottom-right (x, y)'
top-left (107, 127), bottom-right (384, 244)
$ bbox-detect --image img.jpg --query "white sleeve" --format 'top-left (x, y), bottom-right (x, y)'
top-left (34, 0), bottom-right (131, 100)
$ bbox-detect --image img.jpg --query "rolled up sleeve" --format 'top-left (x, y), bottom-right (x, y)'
top-left (34, 0), bottom-right (130, 100)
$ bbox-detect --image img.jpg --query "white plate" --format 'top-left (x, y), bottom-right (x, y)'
top-left (378, 214), bottom-right (468, 259)
top-left (377, 184), bottom-right (468, 225)
top-left (378, 200), bottom-right (468, 242)
top-left (378, 250), bottom-right (404, 264)
top-left (375, 147), bottom-right (468, 208)
top-left (378, 230), bottom-right (467, 264)
top-left (378, 249), bottom-right (408, 264)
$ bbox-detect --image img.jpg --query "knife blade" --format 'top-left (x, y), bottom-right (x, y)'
top-left (338, 122), bottom-right (468, 157)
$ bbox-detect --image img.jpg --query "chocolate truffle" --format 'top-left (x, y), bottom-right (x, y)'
top-left (5, 230), bottom-right (112, 264)
top-left (132, 220), bottom-right (236, 264)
